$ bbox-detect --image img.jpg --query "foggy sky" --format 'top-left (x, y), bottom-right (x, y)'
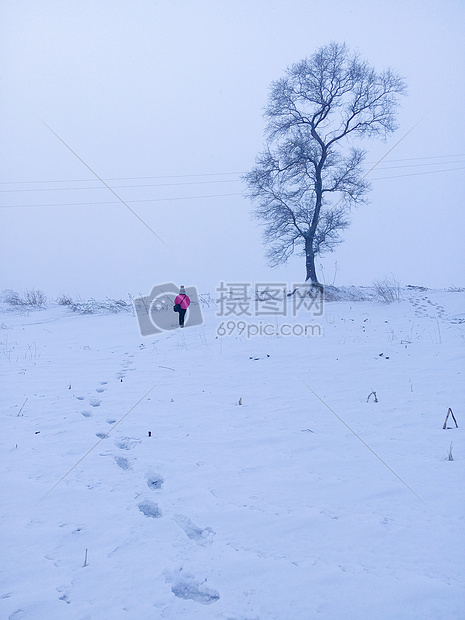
top-left (1, 0), bottom-right (464, 299)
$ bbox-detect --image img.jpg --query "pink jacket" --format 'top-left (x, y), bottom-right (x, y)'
top-left (174, 294), bottom-right (190, 309)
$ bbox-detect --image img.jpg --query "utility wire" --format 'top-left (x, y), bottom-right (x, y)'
top-left (369, 165), bottom-right (465, 181)
top-left (3, 162), bottom-right (464, 209)
top-left (0, 178), bottom-right (244, 192)
top-left (368, 159), bottom-right (465, 171)
top-left (2, 159), bottom-right (464, 193)
top-left (1, 154), bottom-right (464, 186)
top-left (3, 117), bottom-right (463, 211)
top-left (0, 192), bottom-right (245, 208)
top-left (0, 171), bottom-right (245, 186)
top-left (358, 118), bottom-right (425, 184)
top-left (366, 153), bottom-right (465, 164)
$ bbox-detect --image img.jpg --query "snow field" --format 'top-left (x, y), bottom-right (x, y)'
top-left (1, 289), bottom-right (464, 618)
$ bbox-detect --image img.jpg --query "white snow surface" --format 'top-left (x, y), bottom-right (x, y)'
top-left (1, 288), bottom-right (464, 619)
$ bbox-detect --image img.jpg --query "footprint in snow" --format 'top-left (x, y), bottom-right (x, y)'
top-left (81, 410), bottom-right (92, 418)
top-left (167, 571), bottom-right (220, 605)
top-left (116, 437), bottom-right (141, 450)
top-left (89, 398), bottom-right (101, 407)
top-left (57, 587), bottom-right (71, 605)
top-left (174, 514), bottom-right (214, 546)
top-left (58, 593), bottom-right (71, 605)
top-left (114, 456), bottom-right (132, 470)
top-left (95, 387), bottom-right (106, 393)
top-left (138, 500), bottom-right (162, 518)
top-left (146, 474), bottom-right (164, 490)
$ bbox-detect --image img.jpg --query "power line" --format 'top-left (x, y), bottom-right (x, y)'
top-left (0, 171), bottom-right (245, 186)
top-left (0, 178), bottom-right (244, 193)
top-left (366, 153), bottom-right (465, 164)
top-left (1, 162), bottom-right (463, 209)
top-left (369, 159), bottom-right (465, 172)
top-left (2, 156), bottom-right (464, 210)
top-left (368, 165), bottom-right (465, 181)
top-left (1, 160), bottom-right (463, 197)
top-left (0, 192), bottom-right (245, 208)
top-left (1, 154), bottom-right (464, 186)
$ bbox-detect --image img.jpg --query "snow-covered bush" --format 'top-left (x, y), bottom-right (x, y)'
top-left (56, 293), bottom-right (73, 306)
top-left (323, 286), bottom-right (372, 302)
top-left (1, 289), bottom-right (47, 308)
top-left (372, 278), bottom-right (402, 303)
top-left (65, 297), bottom-right (133, 315)
top-left (198, 292), bottom-right (216, 308)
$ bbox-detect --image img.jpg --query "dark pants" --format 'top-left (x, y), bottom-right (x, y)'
top-left (179, 308), bottom-right (187, 326)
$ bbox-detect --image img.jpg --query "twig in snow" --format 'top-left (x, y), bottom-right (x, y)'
top-left (448, 442), bottom-right (454, 461)
top-left (443, 408), bottom-right (458, 429)
top-left (18, 398), bottom-right (28, 416)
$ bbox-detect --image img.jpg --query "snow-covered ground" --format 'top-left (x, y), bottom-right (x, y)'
top-left (1, 288), bottom-right (464, 619)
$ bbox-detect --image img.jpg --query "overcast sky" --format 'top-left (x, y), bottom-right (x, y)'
top-left (1, 0), bottom-right (464, 299)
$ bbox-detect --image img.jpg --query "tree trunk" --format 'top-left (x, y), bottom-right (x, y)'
top-left (305, 141), bottom-right (325, 291)
top-left (305, 241), bottom-right (317, 283)
top-left (305, 237), bottom-right (323, 292)
top-left (305, 237), bottom-right (321, 287)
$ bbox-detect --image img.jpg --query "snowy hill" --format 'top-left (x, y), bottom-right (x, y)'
top-left (1, 288), bottom-right (464, 619)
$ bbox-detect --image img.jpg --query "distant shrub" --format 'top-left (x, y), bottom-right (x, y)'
top-left (25, 290), bottom-right (47, 307)
top-left (66, 297), bottom-right (133, 315)
top-left (1, 290), bottom-right (21, 305)
top-left (57, 294), bottom-right (73, 306)
top-left (406, 284), bottom-right (429, 292)
top-left (323, 286), bottom-right (372, 302)
top-left (198, 292), bottom-right (216, 308)
top-left (2, 289), bottom-right (47, 308)
top-left (372, 278), bottom-right (402, 303)
top-left (54, 293), bottom-right (134, 314)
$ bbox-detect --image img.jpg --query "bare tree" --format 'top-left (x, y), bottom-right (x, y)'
top-left (244, 42), bottom-right (406, 287)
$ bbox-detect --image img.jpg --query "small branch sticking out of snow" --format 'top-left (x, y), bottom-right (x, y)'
top-left (367, 390), bottom-right (378, 403)
top-left (443, 408), bottom-right (458, 429)
top-left (448, 442), bottom-right (454, 461)
top-left (17, 398), bottom-right (28, 417)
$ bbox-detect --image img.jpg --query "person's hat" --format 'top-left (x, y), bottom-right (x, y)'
top-left (179, 286), bottom-right (186, 294)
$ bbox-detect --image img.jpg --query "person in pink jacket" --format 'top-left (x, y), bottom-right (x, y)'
top-left (174, 285), bottom-right (191, 328)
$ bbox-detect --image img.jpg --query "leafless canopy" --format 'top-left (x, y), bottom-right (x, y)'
top-left (244, 42), bottom-right (406, 284)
